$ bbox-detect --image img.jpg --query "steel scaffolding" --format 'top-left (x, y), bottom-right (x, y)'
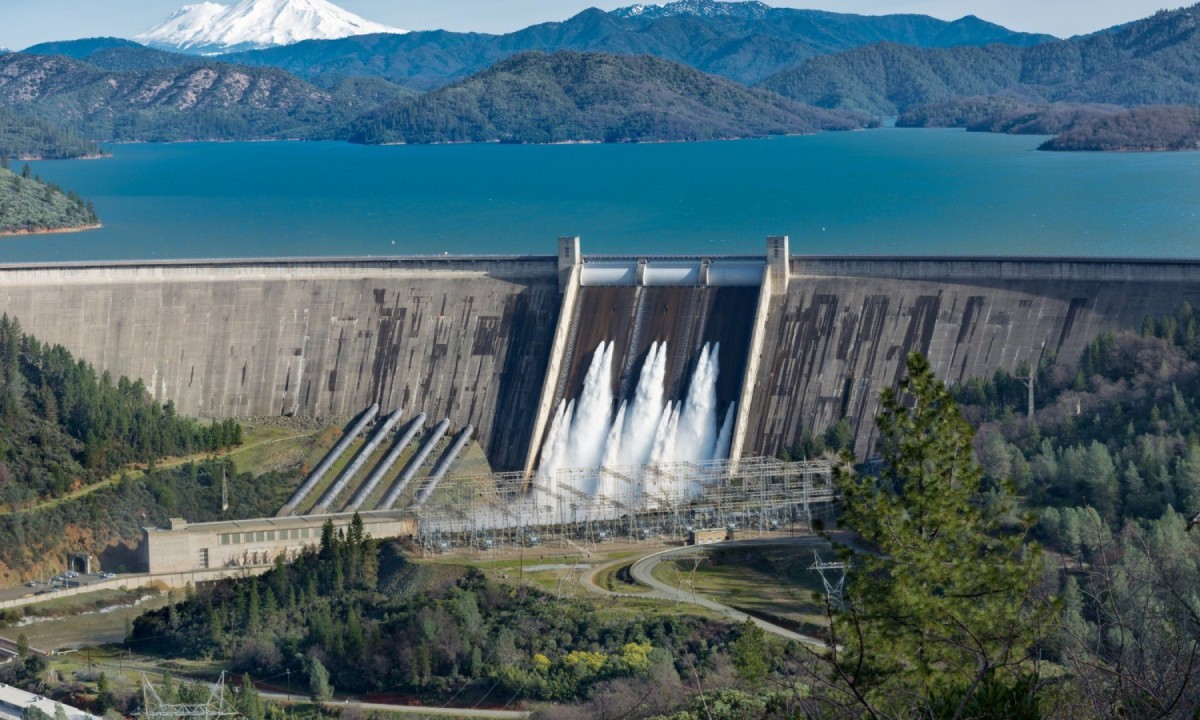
top-left (139, 673), bottom-right (236, 720)
top-left (412, 457), bottom-right (835, 552)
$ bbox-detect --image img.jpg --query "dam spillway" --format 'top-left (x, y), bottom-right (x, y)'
top-left (5, 244), bottom-right (1200, 468)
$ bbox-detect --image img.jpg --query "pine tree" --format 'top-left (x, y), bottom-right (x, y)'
top-left (306, 655), bottom-right (333, 701)
top-left (829, 352), bottom-right (1054, 717)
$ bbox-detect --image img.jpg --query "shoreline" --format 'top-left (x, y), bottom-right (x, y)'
top-left (0, 223), bottom-right (101, 238)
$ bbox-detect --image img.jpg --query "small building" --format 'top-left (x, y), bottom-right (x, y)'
top-left (0, 684), bottom-right (101, 720)
top-left (688, 528), bottom-right (729, 546)
top-left (141, 511), bottom-right (417, 574)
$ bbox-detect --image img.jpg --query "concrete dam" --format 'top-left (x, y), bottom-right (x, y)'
top-left (3, 239), bottom-right (1200, 471)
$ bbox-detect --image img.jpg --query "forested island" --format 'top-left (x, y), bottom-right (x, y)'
top-left (0, 162), bottom-right (99, 235)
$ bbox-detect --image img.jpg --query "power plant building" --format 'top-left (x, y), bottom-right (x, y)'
top-left (141, 512), bottom-right (416, 574)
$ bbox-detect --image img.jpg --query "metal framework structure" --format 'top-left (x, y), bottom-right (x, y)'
top-left (412, 456), bottom-right (836, 552)
top-left (139, 673), bottom-right (236, 720)
top-left (809, 551), bottom-right (849, 610)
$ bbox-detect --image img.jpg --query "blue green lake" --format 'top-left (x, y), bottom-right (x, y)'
top-left (11, 127), bottom-right (1200, 262)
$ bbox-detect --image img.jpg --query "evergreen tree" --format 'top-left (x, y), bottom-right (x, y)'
top-left (236, 674), bottom-right (264, 720)
top-left (829, 353), bottom-right (1053, 717)
top-left (306, 655), bottom-right (332, 701)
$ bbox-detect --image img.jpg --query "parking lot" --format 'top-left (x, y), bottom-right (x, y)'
top-left (0, 572), bottom-right (121, 604)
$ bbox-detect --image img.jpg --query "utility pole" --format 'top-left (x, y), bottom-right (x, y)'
top-left (221, 465), bottom-right (229, 513)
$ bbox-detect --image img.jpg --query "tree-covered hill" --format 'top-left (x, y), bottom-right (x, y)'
top-left (21, 37), bottom-right (145, 59)
top-left (898, 99), bottom-right (1200, 151)
top-left (895, 96), bottom-right (1120, 130)
top-left (348, 50), bottom-right (872, 145)
top-left (758, 43), bottom-right (1026, 116)
top-left (1040, 105), bottom-right (1200, 150)
top-left (0, 315), bottom-right (252, 579)
top-left (0, 52), bottom-right (371, 142)
top-left (221, 2), bottom-right (1051, 91)
top-left (759, 3), bottom-right (1200, 115)
top-left (0, 163), bottom-right (98, 233)
top-left (23, 38), bottom-right (204, 72)
top-left (0, 106), bottom-right (106, 160)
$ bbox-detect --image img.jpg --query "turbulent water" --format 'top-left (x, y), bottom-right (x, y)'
top-left (537, 341), bottom-right (735, 499)
top-left (13, 129), bottom-right (1200, 263)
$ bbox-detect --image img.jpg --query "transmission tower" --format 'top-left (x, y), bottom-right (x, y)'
top-left (808, 551), bottom-right (849, 611)
top-left (140, 672), bottom-right (237, 720)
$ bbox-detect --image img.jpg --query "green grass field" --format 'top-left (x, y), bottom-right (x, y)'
top-left (658, 545), bottom-right (834, 632)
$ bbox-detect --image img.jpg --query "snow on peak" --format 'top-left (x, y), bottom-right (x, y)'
top-left (612, 0), bottom-right (772, 20)
top-left (135, 0), bottom-right (405, 54)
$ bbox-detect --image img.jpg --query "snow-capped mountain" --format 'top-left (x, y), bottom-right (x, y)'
top-left (613, 0), bottom-right (772, 20)
top-left (135, 0), bottom-right (405, 54)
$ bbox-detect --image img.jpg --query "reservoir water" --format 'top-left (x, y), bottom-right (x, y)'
top-left (10, 127), bottom-right (1200, 262)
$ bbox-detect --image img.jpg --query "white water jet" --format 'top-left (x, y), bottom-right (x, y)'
top-left (675, 342), bottom-right (720, 464)
top-left (534, 338), bottom-right (731, 501)
top-left (714, 402), bottom-right (736, 461)
top-left (537, 399), bottom-right (573, 495)
top-left (617, 341), bottom-right (667, 466)
top-left (599, 401), bottom-right (628, 495)
top-left (565, 341), bottom-right (615, 473)
top-left (646, 403), bottom-right (681, 498)
top-left (648, 403), bottom-right (680, 467)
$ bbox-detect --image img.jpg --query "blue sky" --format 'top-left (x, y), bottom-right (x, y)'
top-left (0, 0), bottom-right (1180, 50)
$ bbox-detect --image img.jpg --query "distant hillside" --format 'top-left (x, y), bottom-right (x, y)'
top-left (759, 4), bottom-right (1200, 115)
top-left (348, 51), bottom-right (872, 145)
top-left (758, 43), bottom-right (1026, 115)
top-left (0, 163), bottom-right (98, 234)
top-left (898, 98), bottom-right (1200, 152)
top-left (222, 2), bottom-right (1051, 90)
top-left (22, 37), bottom-right (145, 58)
top-left (1041, 105), bottom-right (1200, 151)
top-left (0, 52), bottom-right (375, 142)
top-left (22, 38), bottom-right (203, 71)
top-left (0, 107), bottom-right (106, 159)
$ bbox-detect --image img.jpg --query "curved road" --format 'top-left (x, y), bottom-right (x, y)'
top-left (586, 536), bottom-right (833, 647)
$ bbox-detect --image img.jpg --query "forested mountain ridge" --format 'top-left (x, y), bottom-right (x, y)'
top-left (219, 3), bottom-right (1052, 90)
top-left (0, 51), bottom-right (377, 142)
top-left (0, 163), bottom-right (99, 234)
top-left (759, 3), bottom-right (1200, 115)
top-left (348, 51), bottom-right (872, 145)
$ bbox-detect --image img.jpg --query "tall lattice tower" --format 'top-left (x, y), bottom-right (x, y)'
top-left (139, 672), bottom-right (238, 720)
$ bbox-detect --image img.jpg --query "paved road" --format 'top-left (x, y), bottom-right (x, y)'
top-left (259, 690), bottom-right (530, 719)
top-left (70, 652), bottom-right (531, 720)
top-left (583, 536), bottom-right (835, 647)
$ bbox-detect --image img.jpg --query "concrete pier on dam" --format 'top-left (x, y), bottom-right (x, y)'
top-left (3, 245), bottom-right (1200, 471)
